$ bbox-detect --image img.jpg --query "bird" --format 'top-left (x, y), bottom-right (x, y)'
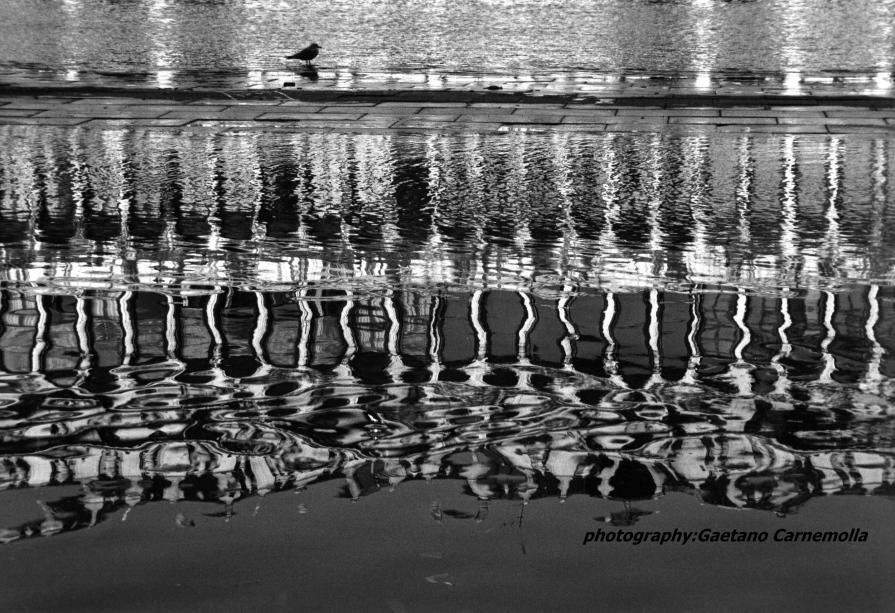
top-left (285, 43), bottom-right (322, 66)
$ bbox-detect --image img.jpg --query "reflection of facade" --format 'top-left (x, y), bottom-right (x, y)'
top-left (0, 126), bottom-right (894, 545)
top-left (1, 435), bottom-right (893, 543)
top-left (0, 285), bottom-right (892, 399)
top-left (1, 128), bottom-right (893, 292)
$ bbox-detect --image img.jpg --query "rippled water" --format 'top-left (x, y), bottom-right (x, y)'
top-left (1, 125), bottom-right (894, 609)
top-left (0, 0), bottom-right (893, 88)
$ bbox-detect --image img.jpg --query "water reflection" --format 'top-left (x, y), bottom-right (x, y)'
top-left (0, 283), bottom-right (893, 542)
top-left (1, 127), bottom-right (893, 293)
top-left (1, 0), bottom-right (893, 88)
top-left (1, 125), bottom-right (894, 544)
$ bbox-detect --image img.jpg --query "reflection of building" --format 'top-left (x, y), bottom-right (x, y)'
top-left (1, 128), bottom-right (894, 293)
top-left (1, 434), bottom-right (893, 543)
top-left (0, 284), bottom-right (892, 400)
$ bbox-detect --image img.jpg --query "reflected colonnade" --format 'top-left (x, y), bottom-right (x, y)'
top-left (1, 125), bottom-right (895, 544)
top-left (0, 127), bottom-right (893, 292)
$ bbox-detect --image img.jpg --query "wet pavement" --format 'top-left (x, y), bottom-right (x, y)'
top-left (1, 84), bottom-right (894, 135)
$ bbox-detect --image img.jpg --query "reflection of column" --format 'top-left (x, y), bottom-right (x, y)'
top-left (819, 291), bottom-right (837, 384)
top-left (467, 290), bottom-right (489, 386)
top-left (729, 291), bottom-right (753, 396)
top-left (120, 291), bottom-right (135, 365)
top-left (646, 289), bottom-right (663, 388)
top-left (869, 139), bottom-right (887, 273)
top-left (252, 292), bottom-right (269, 366)
top-left (206, 291), bottom-right (225, 378)
top-left (296, 289), bottom-right (312, 369)
top-left (516, 291), bottom-right (535, 364)
top-left (428, 295), bottom-right (443, 381)
top-left (735, 137), bottom-right (753, 275)
top-left (557, 288), bottom-right (577, 368)
top-left (823, 137), bottom-right (843, 267)
top-left (598, 136), bottom-right (621, 259)
top-left (31, 294), bottom-right (47, 373)
top-left (165, 294), bottom-right (178, 361)
top-left (683, 136), bottom-right (712, 283)
top-left (780, 136), bottom-right (799, 271)
top-left (862, 285), bottom-right (884, 392)
top-left (384, 292), bottom-right (405, 376)
top-left (470, 290), bottom-right (488, 362)
top-left (333, 297), bottom-right (355, 381)
top-left (681, 292), bottom-right (701, 385)
top-left (602, 292), bottom-right (625, 388)
top-left (75, 296), bottom-right (91, 376)
top-left (646, 136), bottom-right (665, 279)
top-left (772, 293), bottom-right (793, 396)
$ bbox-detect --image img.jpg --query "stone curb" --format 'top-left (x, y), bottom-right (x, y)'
top-left (1, 86), bottom-right (894, 135)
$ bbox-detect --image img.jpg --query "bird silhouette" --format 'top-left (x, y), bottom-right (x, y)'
top-left (286, 43), bottom-right (322, 66)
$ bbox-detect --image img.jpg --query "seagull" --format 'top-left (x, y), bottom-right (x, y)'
top-left (285, 43), bottom-right (322, 66)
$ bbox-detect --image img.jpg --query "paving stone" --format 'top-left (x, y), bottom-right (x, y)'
top-left (500, 123), bottom-right (607, 133)
top-left (268, 101), bottom-right (324, 108)
top-left (382, 113), bottom-right (458, 121)
top-left (823, 110), bottom-right (888, 117)
top-left (717, 124), bottom-right (828, 133)
top-left (557, 108), bottom-right (618, 117)
top-left (603, 116), bottom-right (668, 124)
top-left (469, 102), bottom-right (565, 109)
top-left (85, 118), bottom-right (195, 127)
top-left (319, 106), bottom-right (386, 114)
top-left (604, 122), bottom-right (707, 133)
top-left (118, 104), bottom-right (198, 113)
top-left (0, 98), bottom-right (69, 109)
top-left (281, 118), bottom-right (399, 129)
top-left (0, 117), bottom-right (90, 126)
top-left (358, 106), bottom-right (421, 115)
top-left (826, 125), bottom-right (895, 133)
top-left (463, 114), bottom-right (562, 124)
top-left (391, 119), bottom-right (501, 131)
top-left (254, 105), bottom-right (324, 113)
top-left (768, 105), bottom-right (822, 111)
top-left (95, 98), bottom-right (181, 106)
top-left (821, 117), bottom-right (887, 125)
top-left (188, 100), bottom-right (241, 106)
top-left (0, 109), bottom-right (39, 117)
top-left (561, 116), bottom-right (614, 124)
top-left (669, 116), bottom-right (778, 125)
top-left (721, 109), bottom-right (822, 117)
top-left (159, 110), bottom-right (229, 119)
top-left (378, 101), bottom-right (467, 107)
top-left (34, 109), bottom-right (166, 119)
top-left (167, 104), bottom-right (229, 112)
top-left (563, 103), bottom-right (622, 110)
top-left (256, 112), bottom-right (366, 121)
top-left (619, 108), bottom-right (720, 116)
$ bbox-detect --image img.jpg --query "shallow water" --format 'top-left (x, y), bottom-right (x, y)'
top-left (1, 125), bottom-right (894, 609)
top-left (0, 0), bottom-right (893, 89)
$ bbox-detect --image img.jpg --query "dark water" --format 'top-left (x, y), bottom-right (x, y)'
top-left (0, 0), bottom-right (893, 89)
top-left (1, 125), bottom-right (894, 610)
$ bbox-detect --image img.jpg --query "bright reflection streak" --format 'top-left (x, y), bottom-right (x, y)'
top-left (690, 0), bottom-right (717, 86)
top-left (695, 71), bottom-right (712, 90)
top-left (783, 72), bottom-right (803, 94)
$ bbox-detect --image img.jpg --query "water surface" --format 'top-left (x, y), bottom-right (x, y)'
top-left (1, 125), bottom-right (894, 610)
top-left (1, 0), bottom-right (893, 89)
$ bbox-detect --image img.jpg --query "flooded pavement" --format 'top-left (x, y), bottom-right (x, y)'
top-left (0, 0), bottom-right (894, 94)
top-left (0, 122), bottom-right (894, 610)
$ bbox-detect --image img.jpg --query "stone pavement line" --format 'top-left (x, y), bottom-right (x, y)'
top-left (1, 90), bottom-right (894, 134)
